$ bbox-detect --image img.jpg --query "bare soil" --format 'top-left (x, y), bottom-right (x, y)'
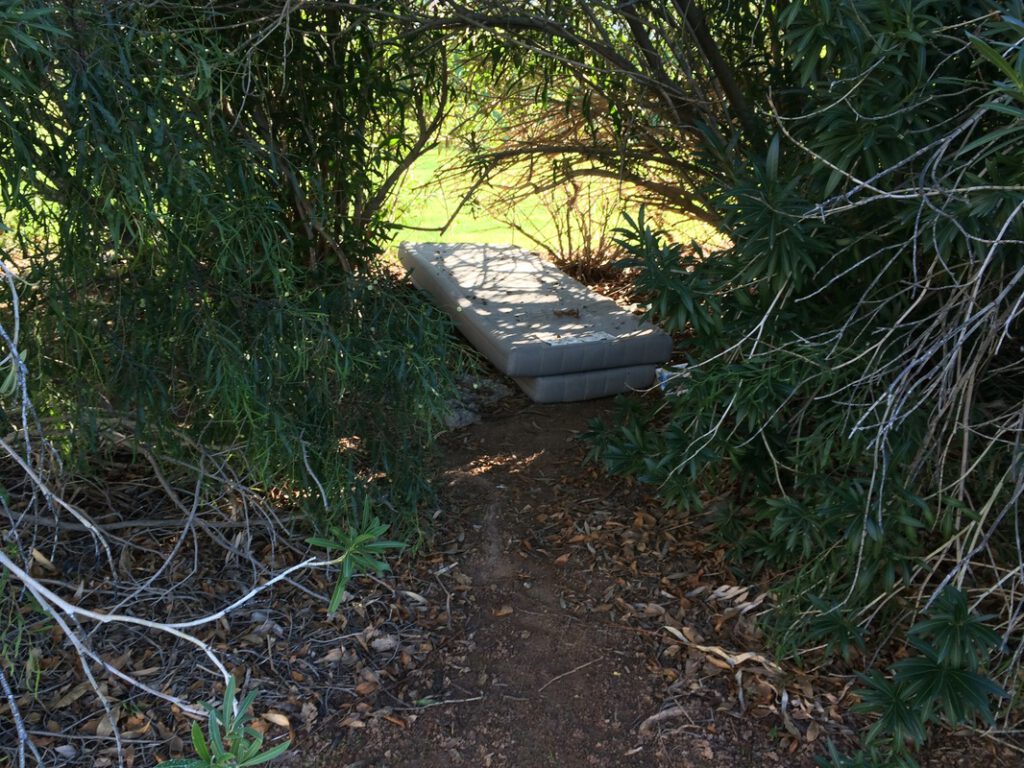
top-left (283, 392), bottom-right (946, 768)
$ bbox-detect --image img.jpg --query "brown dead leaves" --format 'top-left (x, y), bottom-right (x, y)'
top-left (1, 529), bottom-right (472, 768)
top-left (530, 464), bottom-right (856, 758)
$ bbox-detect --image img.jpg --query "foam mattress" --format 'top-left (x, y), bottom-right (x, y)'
top-left (515, 364), bottom-right (658, 404)
top-left (399, 242), bottom-right (672, 380)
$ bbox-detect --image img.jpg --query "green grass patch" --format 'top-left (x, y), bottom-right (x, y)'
top-left (387, 145), bottom-right (714, 257)
top-left (388, 146), bottom-right (551, 246)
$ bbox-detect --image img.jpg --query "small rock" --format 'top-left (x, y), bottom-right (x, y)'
top-left (444, 406), bottom-right (478, 429)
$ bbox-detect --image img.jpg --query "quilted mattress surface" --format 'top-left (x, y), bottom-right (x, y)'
top-left (398, 242), bottom-right (672, 378)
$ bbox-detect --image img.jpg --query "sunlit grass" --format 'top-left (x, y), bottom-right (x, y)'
top-left (388, 146), bottom-right (550, 246)
top-left (387, 146), bottom-right (716, 256)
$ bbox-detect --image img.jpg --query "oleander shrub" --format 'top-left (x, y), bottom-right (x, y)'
top-left (1, 3), bottom-right (464, 761)
top-left (587, 0), bottom-right (1024, 749)
top-left (1, 0), bottom-right (462, 528)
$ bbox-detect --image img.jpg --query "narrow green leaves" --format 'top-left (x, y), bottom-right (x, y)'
top-left (307, 499), bottom-right (406, 616)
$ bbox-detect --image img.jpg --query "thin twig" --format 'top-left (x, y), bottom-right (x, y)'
top-left (637, 705), bottom-right (692, 737)
top-left (538, 657), bottom-right (603, 692)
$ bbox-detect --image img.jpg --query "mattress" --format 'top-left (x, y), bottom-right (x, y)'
top-left (515, 364), bottom-right (657, 404)
top-left (398, 242), bottom-right (672, 379)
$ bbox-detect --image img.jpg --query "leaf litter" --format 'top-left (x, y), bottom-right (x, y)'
top-left (4, 394), bottom-right (1021, 767)
top-left (0, 436), bottom-right (474, 768)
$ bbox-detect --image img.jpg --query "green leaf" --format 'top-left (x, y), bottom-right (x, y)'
top-left (306, 536), bottom-right (338, 551)
top-left (766, 133), bottom-right (781, 181)
top-left (893, 655), bottom-right (1006, 725)
top-left (237, 727), bottom-right (265, 762)
top-left (968, 33), bottom-right (1024, 89)
top-left (190, 721), bottom-right (210, 763)
top-left (221, 675), bottom-right (238, 727)
top-left (910, 588), bottom-right (1001, 670)
top-left (239, 739), bottom-right (291, 766)
top-left (853, 672), bottom-right (927, 748)
top-left (234, 690), bottom-right (258, 730)
top-left (207, 709), bottom-right (226, 757)
top-left (328, 574), bottom-right (348, 615)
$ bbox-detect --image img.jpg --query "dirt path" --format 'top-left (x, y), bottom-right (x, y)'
top-left (285, 395), bottom-right (800, 767)
top-left (366, 398), bottom-right (659, 767)
top-left (286, 394), bottom-right (1016, 768)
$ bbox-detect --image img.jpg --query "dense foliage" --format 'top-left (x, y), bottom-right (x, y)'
top-left (1, 6), bottom-right (464, 761)
top-left (4, 0), bottom-right (1023, 764)
top-left (1, 0), bottom-right (460, 527)
top-left (582, 0), bottom-right (1024, 751)
top-left (431, 0), bottom-right (776, 222)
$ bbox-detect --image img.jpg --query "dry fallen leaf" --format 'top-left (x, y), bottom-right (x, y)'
top-left (54, 745), bottom-right (77, 760)
top-left (371, 636), bottom-right (399, 652)
top-left (51, 681), bottom-right (92, 710)
top-left (320, 647), bottom-right (344, 663)
top-left (354, 680), bottom-right (378, 696)
top-left (160, 733), bottom-right (182, 757)
top-left (301, 701), bottom-right (319, 727)
top-left (250, 720), bottom-right (269, 736)
top-left (31, 548), bottom-right (57, 573)
top-left (781, 711), bottom-right (802, 739)
top-left (380, 713), bottom-right (407, 728)
top-left (96, 707), bottom-right (120, 739)
top-left (400, 589), bottom-right (429, 604)
top-left (263, 711), bottom-right (290, 728)
top-left (494, 605), bottom-right (514, 617)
